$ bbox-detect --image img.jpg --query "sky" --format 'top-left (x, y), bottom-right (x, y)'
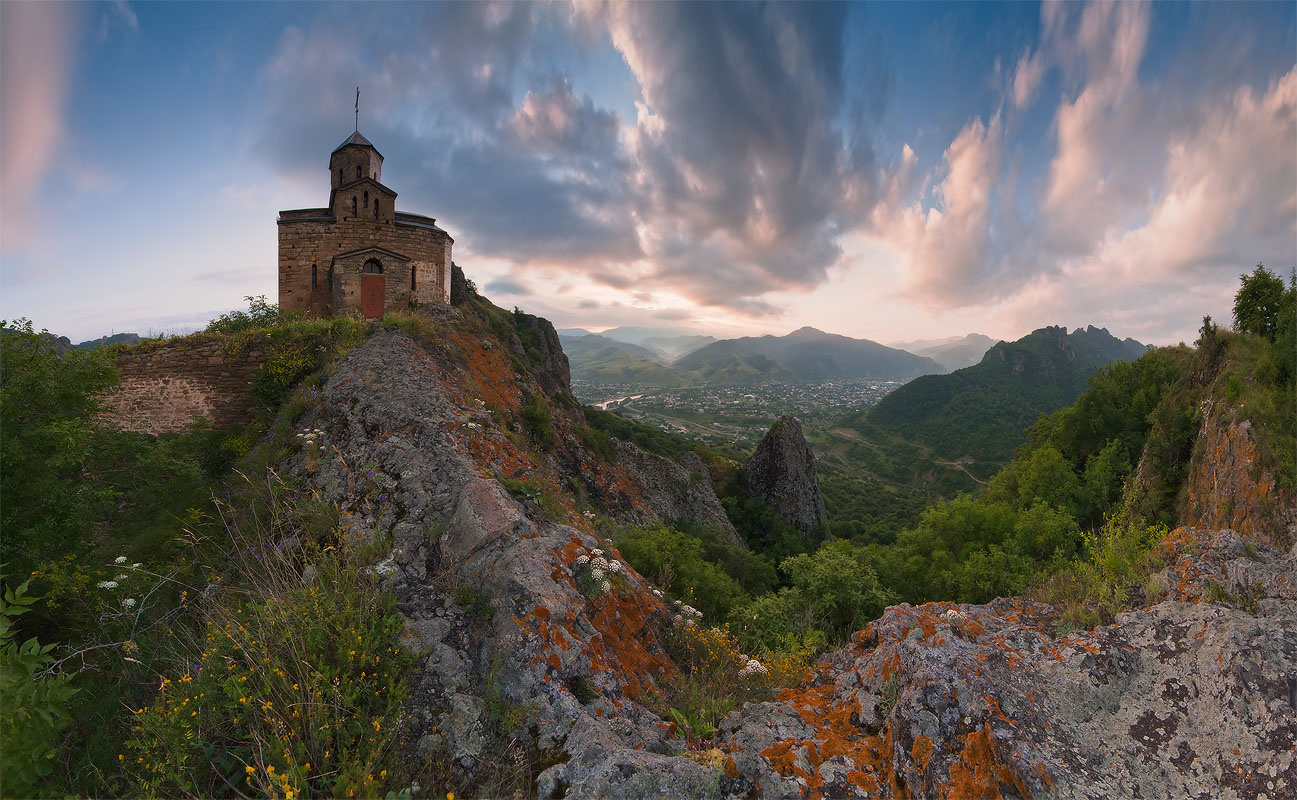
top-left (2, 1), bottom-right (1294, 346)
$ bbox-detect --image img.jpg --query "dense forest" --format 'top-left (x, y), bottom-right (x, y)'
top-left (2, 265), bottom-right (1293, 797)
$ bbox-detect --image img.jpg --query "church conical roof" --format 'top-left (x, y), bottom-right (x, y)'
top-left (333, 130), bottom-right (382, 157)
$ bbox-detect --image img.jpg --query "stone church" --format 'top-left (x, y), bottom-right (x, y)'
top-left (277, 128), bottom-right (452, 318)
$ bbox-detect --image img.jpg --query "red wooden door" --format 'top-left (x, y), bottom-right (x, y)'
top-left (361, 274), bottom-right (385, 318)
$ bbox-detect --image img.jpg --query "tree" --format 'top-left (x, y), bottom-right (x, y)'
top-left (1232, 263), bottom-right (1286, 340)
top-left (0, 320), bottom-right (118, 568)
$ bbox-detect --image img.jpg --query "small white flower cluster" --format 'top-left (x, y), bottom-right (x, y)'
top-left (121, 598), bottom-right (137, 610)
top-left (944, 608), bottom-right (965, 623)
top-left (97, 580), bottom-right (120, 590)
top-left (114, 556), bottom-right (128, 565)
top-left (738, 658), bottom-right (768, 679)
top-left (671, 601), bottom-right (703, 627)
top-left (296, 428), bottom-right (325, 442)
top-left (574, 547), bottom-right (621, 596)
top-left (466, 421), bottom-right (482, 431)
top-left (651, 589), bottom-right (663, 597)
top-left (582, 510), bottom-right (596, 521)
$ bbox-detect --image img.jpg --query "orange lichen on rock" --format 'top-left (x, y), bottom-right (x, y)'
top-left (759, 681), bottom-right (905, 796)
top-left (912, 735), bottom-right (935, 772)
top-left (943, 724), bottom-right (1032, 800)
top-left (585, 587), bottom-right (674, 701)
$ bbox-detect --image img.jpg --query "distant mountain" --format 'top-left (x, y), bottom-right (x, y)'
top-left (556, 328), bottom-right (594, 338)
top-left (75, 333), bottom-right (142, 349)
top-left (848, 325), bottom-right (1151, 464)
top-left (559, 334), bottom-right (692, 386)
top-left (890, 333), bottom-right (1000, 372)
top-left (595, 326), bottom-right (702, 345)
top-left (638, 334), bottom-right (717, 363)
top-left (675, 327), bottom-right (941, 385)
top-left (671, 340), bottom-right (798, 384)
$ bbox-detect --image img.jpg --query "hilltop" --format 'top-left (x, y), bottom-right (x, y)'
top-left (674, 327), bottom-right (941, 385)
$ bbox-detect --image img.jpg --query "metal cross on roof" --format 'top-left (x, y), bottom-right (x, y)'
top-left (355, 86), bottom-right (360, 132)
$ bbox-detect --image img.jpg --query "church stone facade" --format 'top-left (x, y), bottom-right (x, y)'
top-left (278, 130), bottom-right (452, 318)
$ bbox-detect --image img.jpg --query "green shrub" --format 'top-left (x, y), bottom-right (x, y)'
top-left (205, 295), bottom-right (281, 335)
top-left (0, 578), bottom-right (78, 798)
top-left (521, 393), bottom-right (555, 449)
top-left (123, 479), bottom-right (413, 799)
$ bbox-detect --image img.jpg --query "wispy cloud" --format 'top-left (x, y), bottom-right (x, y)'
top-left (1, 2), bottom-right (77, 255)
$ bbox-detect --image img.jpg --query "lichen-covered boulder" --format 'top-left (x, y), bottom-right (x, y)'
top-left (721, 540), bottom-right (1297, 799)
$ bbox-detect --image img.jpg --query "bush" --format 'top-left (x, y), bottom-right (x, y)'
top-left (123, 477), bottom-right (413, 799)
top-left (614, 525), bottom-right (747, 621)
top-left (205, 295), bottom-right (281, 335)
top-left (522, 392), bottom-right (555, 449)
top-left (0, 578), bottom-right (78, 797)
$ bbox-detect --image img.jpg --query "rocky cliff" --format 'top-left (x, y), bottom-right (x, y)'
top-left (745, 415), bottom-right (828, 536)
top-left (274, 305), bottom-right (1292, 798)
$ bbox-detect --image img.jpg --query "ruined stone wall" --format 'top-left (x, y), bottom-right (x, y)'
top-left (102, 337), bottom-right (265, 434)
top-left (278, 213), bottom-right (451, 316)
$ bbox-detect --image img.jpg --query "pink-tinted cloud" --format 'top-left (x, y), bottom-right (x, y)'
top-left (1, 2), bottom-right (77, 255)
top-left (887, 115), bottom-right (1003, 307)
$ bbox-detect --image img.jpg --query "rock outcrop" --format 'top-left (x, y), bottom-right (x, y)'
top-left (286, 320), bottom-right (731, 796)
top-left (745, 415), bottom-right (827, 536)
top-left (721, 531), bottom-right (1296, 798)
top-left (1184, 399), bottom-right (1294, 547)
top-left (610, 441), bottom-right (745, 548)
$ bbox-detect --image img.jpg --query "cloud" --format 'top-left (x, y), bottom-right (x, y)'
top-left (0, 2), bottom-right (77, 255)
top-left (886, 115), bottom-right (1003, 307)
top-left (254, 5), bottom-right (642, 268)
top-left (483, 277), bottom-right (532, 296)
top-left (1011, 49), bottom-right (1045, 109)
top-left (591, 1), bottom-right (888, 310)
top-left (1094, 66), bottom-right (1297, 283)
top-left (511, 76), bottom-right (622, 160)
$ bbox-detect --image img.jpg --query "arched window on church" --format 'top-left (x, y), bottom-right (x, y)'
top-left (311, 263), bottom-right (317, 290)
top-left (362, 259), bottom-right (383, 274)
top-left (364, 190), bottom-right (369, 208)
top-left (411, 264), bottom-right (417, 292)
top-left (352, 196), bottom-right (358, 217)
top-left (356, 166), bottom-right (362, 179)
top-left (374, 198), bottom-right (380, 219)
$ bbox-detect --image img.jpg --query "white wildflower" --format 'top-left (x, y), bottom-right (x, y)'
top-left (132, 563), bottom-right (142, 569)
top-left (683, 617), bottom-right (697, 627)
top-left (652, 589), bottom-right (663, 597)
top-left (114, 556), bottom-right (128, 565)
top-left (114, 574), bottom-right (129, 582)
top-left (97, 581), bottom-right (119, 590)
top-left (590, 556), bottom-right (610, 572)
top-left (590, 568), bottom-right (605, 582)
top-left (591, 548), bottom-right (604, 557)
top-left (601, 580), bottom-right (611, 594)
top-left (607, 560), bottom-right (621, 574)
top-left (121, 598), bottom-right (137, 610)
top-left (576, 555), bottom-right (590, 566)
top-left (673, 600), bottom-right (682, 607)
top-left (673, 614), bottom-right (683, 624)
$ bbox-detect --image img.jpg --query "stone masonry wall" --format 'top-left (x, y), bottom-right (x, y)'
top-left (103, 337), bottom-right (265, 434)
top-left (278, 213), bottom-right (451, 317)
